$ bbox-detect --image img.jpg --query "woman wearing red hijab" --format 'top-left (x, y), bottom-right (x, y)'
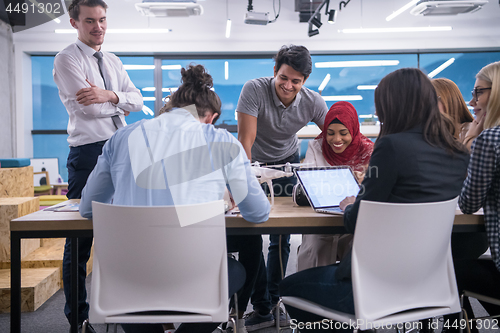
top-left (297, 101), bottom-right (374, 271)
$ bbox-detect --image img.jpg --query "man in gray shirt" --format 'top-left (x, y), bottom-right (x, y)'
top-left (236, 45), bottom-right (328, 331)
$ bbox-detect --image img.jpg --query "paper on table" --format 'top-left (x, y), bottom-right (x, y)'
top-left (44, 202), bottom-right (80, 212)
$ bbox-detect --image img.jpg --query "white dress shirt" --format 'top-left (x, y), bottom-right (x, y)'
top-left (53, 39), bottom-right (143, 147)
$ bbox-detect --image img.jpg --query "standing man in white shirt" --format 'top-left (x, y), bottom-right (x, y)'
top-left (53, 0), bottom-right (143, 331)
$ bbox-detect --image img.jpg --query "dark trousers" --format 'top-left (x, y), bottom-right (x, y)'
top-left (252, 150), bottom-right (299, 311)
top-left (279, 264), bottom-right (354, 333)
top-left (121, 257), bottom-right (246, 333)
top-left (63, 142), bottom-right (104, 323)
top-left (226, 235), bottom-right (269, 313)
top-left (443, 258), bottom-right (500, 333)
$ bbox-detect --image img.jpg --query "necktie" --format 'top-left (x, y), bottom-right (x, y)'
top-left (94, 51), bottom-right (123, 129)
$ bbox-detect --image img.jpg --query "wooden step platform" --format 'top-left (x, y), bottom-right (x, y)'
top-left (0, 267), bottom-right (60, 313)
top-left (0, 238), bottom-right (93, 313)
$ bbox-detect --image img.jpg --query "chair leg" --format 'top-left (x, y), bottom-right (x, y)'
top-left (275, 300), bottom-right (280, 333)
top-left (82, 319), bottom-right (89, 333)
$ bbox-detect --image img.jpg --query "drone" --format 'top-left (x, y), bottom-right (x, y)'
top-left (251, 161), bottom-right (311, 205)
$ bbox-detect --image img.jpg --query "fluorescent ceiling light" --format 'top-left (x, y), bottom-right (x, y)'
top-left (386, 0), bottom-right (419, 21)
top-left (124, 65), bottom-right (155, 70)
top-left (340, 26), bottom-right (452, 33)
top-left (162, 65), bottom-right (183, 70)
top-left (318, 74), bottom-right (331, 91)
top-left (427, 58), bottom-right (456, 78)
top-left (55, 28), bottom-right (171, 34)
top-left (225, 61), bottom-right (229, 80)
top-left (322, 95), bottom-right (363, 101)
top-left (359, 114), bottom-right (377, 118)
top-left (135, 1), bottom-right (203, 17)
top-left (357, 85), bottom-right (378, 90)
top-left (142, 87), bottom-right (179, 92)
top-left (142, 105), bottom-right (155, 116)
top-left (315, 60), bottom-right (399, 68)
top-left (225, 19), bottom-right (231, 38)
top-left (143, 97), bottom-right (156, 101)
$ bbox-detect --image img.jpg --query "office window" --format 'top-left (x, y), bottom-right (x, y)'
top-left (31, 55), bottom-right (154, 181)
top-left (32, 52), bottom-right (500, 181)
top-left (309, 54), bottom-right (418, 122)
top-left (161, 58), bottom-right (274, 131)
top-left (420, 52), bottom-right (500, 106)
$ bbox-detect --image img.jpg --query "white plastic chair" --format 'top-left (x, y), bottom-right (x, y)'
top-left (282, 197), bottom-right (461, 331)
top-left (86, 200), bottom-right (229, 329)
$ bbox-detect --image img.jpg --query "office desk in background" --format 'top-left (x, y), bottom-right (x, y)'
top-left (10, 197), bottom-right (484, 333)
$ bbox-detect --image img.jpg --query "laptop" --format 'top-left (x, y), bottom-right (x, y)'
top-left (294, 166), bottom-right (361, 215)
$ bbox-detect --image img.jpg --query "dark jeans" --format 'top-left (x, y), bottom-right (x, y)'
top-left (279, 265), bottom-right (354, 332)
top-left (226, 235), bottom-right (268, 313)
top-left (121, 258), bottom-right (246, 333)
top-left (443, 258), bottom-right (500, 333)
top-left (253, 150), bottom-right (298, 310)
top-left (63, 142), bottom-right (104, 323)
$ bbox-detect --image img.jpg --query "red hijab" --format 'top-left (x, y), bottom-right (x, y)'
top-left (319, 101), bottom-right (374, 171)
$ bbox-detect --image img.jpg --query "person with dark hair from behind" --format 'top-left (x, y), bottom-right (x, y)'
top-left (279, 68), bottom-right (469, 332)
top-left (236, 44), bottom-right (328, 331)
top-left (79, 64), bottom-right (271, 333)
top-left (432, 78), bottom-right (474, 143)
top-left (53, 0), bottom-right (143, 331)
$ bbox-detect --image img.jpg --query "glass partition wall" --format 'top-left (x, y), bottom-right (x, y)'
top-left (31, 51), bottom-right (500, 181)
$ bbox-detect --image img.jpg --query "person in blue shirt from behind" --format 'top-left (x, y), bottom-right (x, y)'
top-left (80, 64), bottom-right (271, 333)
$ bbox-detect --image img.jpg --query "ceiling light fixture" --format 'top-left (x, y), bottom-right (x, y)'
top-left (310, 14), bottom-right (322, 28)
top-left (340, 26), bottom-right (452, 33)
top-left (124, 65), bottom-right (155, 70)
top-left (386, 0), bottom-right (419, 21)
top-left (410, 0), bottom-right (488, 16)
top-left (162, 65), bottom-right (183, 70)
top-left (142, 87), bottom-right (179, 92)
top-left (427, 58), bottom-right (456, 78)
top-left (225, 0), bottom-right (231, 38)
top-left (142, 105), bottom-right (155, 116)
top-left (318, 74), bottom-right (331, 92)
top-left (315, 60), bottom-right (400, 68)
top-left (135, 0), bottom-right (203, 17)
top-left (308, 25), bottom-right (320, 37)
top-left (55, 28), bottom-right (171, 34)
top-left (322, 95), bottom-right (363, 101)
top-left (357, 85), bottom-right (378, 90)
top-left (327, 9), bottom-right (336, 24)
top-left (306, 0), bottom-right (328, 37)
top-left (225, 19), bottom-right (231, 38)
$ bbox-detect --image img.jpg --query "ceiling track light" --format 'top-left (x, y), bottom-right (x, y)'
top-left (306, 0), bottom-right (329, 37)
top-left (310, 14), bottom-right (322, 28)
top-left (327, 9), bottom-right (336, 24)
top-left (308, 27), bottom-right (320, 37)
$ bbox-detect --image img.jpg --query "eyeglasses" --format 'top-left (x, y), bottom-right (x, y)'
top-left (471, 87), bottom-right (491, 102)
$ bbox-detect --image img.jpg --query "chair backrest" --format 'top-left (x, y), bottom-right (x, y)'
top-left (89, 200), bottom-right (228, 324)
top-left (351, 197), bottom-right (461, 330)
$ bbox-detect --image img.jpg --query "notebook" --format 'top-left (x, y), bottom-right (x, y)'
top-left (294, 166), bottom-right (361, 215)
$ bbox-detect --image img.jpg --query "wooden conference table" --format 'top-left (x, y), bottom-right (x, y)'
top-left (10, 197), bottom-right (485, 333)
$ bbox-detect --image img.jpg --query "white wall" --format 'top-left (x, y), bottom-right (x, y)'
top-left (0, 20), bottom-right (15, 158)
top-left (7, 0), bottom-right (500, 157)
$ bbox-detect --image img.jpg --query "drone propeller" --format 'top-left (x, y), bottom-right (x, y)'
top-left (265, 162), bottom-right (314, 169)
